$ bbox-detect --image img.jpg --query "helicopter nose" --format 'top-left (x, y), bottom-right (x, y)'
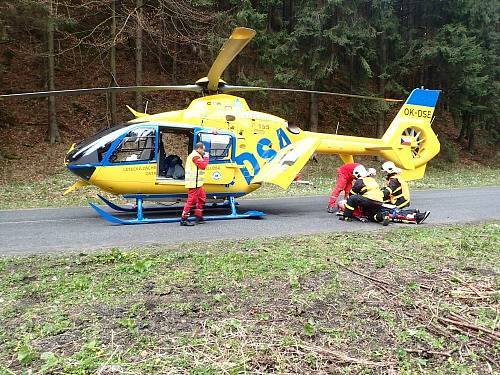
top-left (67, 165), bottom-right (96, 181)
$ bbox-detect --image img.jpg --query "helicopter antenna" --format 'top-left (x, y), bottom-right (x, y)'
top-left (335, 121), bottom-right (340, 135)
top-left (145, 100), bottom-right (149, 114)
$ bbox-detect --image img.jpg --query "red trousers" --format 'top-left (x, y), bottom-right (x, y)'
top-left (328, 173), bottom-right (353, 207)
top-left (181, 187), bottom-right (206, 219)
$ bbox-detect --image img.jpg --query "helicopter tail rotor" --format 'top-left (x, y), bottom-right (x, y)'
top-left (379, 88), bottom-right (441, 180)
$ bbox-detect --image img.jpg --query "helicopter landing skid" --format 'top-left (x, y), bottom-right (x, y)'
top-left (89, 195), bottom-right (264, 225)
top-left (96, 194), bottom-right (236, 213)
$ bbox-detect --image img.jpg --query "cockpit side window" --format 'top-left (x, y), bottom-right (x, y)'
top-left (198, 133), bottom-right (232, 161)
top-left (110, 128), bottom-right (156, 163)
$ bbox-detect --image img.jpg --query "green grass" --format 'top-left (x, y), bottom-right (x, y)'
top-left (0, 170), bottom-right (107, 210)
top-left (0, 159), bottom-right (499, 209)
top-left (1, 223), bottom-right (499, 373)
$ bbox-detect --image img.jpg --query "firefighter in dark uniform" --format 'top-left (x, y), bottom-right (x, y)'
top-left (381, 161), bottom-right (410, 208)
top-left (379, 161), bottom-right (431, 224)
top-left (341, 165), bottom-right (389, 225)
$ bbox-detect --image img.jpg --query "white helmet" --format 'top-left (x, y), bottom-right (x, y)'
top-left (353, 165), bottom-right (368, 178)
top-left (382, 161), bottom-right (402, 174)
top-left (367, 167), bottom-right (377, 176)
top-left (338, 199), bottom-right (347, 211)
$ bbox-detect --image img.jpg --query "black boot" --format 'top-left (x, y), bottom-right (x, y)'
top-left (416, 211), bottom-right (430, 224)
top-left (180, 218), bottom-right (194, 226)
top-left (382, 214), bottom-right (390, 226)
top-left (195, 216), bottom-right (206, 224)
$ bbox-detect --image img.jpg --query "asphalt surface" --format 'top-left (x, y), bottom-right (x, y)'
top-left (1, 187), bottom-right (499, 256)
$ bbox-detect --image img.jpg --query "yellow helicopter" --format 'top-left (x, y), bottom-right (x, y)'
top-left (0, 27), bottom-right (441, 224)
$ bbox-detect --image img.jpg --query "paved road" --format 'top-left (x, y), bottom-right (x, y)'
top-left (1, 187), bottom-right (499, 256)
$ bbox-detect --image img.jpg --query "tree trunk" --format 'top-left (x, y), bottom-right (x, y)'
top-left (377, 13), bottom-right (387, 138)
top-left (135, 0), bottom-right (143, 111)
top-left (171, 43), bottom-right (177, 84)
top-left (283, 0), bottom-right (294, 32)
top-left (349, 55), bottom-right (354, 91)
top-left (458, 123), bottom-right (466, 141)
top-left (467, 119), bottom-right (475, 152)
top-left (406, 0), bottom-right (413, 45)
top-left (377, 29), bottom-right (387, 139)
top-left (458, 111), bottom-right (469, 141)
top-left (110, 0), bottom-right (117, 124)
top-left (46, 0), bottom-right (60, 144)
top-left (309, 92), bottom-right (318, 132)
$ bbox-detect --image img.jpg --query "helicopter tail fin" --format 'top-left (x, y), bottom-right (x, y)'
top-left (126, 105), bottom-right (147, 118)
top-left (379, 88), bottom-right (441, 180)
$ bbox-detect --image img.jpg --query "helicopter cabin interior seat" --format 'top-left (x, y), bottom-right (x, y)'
top-left (109, 127), bottom-right (156, 163)
top-left (138, 134), bottom-right (155, 161)
top-left (157, 129), bottom-right (192, 180)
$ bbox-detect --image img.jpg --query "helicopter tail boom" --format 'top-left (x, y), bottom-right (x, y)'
top-left (307, 88), bottom-right (440, 181)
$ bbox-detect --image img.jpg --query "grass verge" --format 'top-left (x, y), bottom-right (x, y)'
top-left (0, 223), bottom-right (499, 374)
top-left (1, 159), bottom-right (499, 210)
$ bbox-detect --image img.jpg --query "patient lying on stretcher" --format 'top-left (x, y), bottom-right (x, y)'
top-left (336, 199), bottom-right (430, 225)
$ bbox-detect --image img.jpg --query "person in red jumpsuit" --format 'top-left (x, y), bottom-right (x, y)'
top-left (180, 142), bottom-right (209, 226)
top-left (327, 162), bottom-right (360, 213)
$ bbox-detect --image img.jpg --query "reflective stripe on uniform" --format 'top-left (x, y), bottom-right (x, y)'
top-left (395, 176), bottom-right (410, 202)
top-left (345, 203), bottom-right (355, 210)
top-left (386, 176), bottom-right (410, 205)
top-left (185, 150), bottom-right (206, 189)
top-left (360, 177), bottom-right (383, 202)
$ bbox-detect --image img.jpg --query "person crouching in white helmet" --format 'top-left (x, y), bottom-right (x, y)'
top-left (340, 165), bottom-right (390, 225)
top-left (380, 161), bottom-right (430, 224)
top-left (381, 161), bottom-right (410, 208)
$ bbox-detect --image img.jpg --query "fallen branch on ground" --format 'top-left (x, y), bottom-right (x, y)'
top-left (299, 344), bottom-right (394, 368)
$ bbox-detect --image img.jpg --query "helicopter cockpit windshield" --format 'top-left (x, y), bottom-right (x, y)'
top-left (66, 124), bottom-right (125, 165)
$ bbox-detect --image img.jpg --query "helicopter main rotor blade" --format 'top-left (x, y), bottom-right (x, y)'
top-left (0, 85), bottom-right (202, 99)
top-left (206, 27), bottom-right (256, 92)
top-left (221, 85), bottom-right (403, 102)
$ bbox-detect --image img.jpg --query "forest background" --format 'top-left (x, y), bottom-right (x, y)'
top-left (0, 0), bottom-right (498, 184)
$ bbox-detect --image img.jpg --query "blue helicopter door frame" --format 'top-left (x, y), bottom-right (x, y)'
top-left (156, 125), bottom-right (196, 181)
